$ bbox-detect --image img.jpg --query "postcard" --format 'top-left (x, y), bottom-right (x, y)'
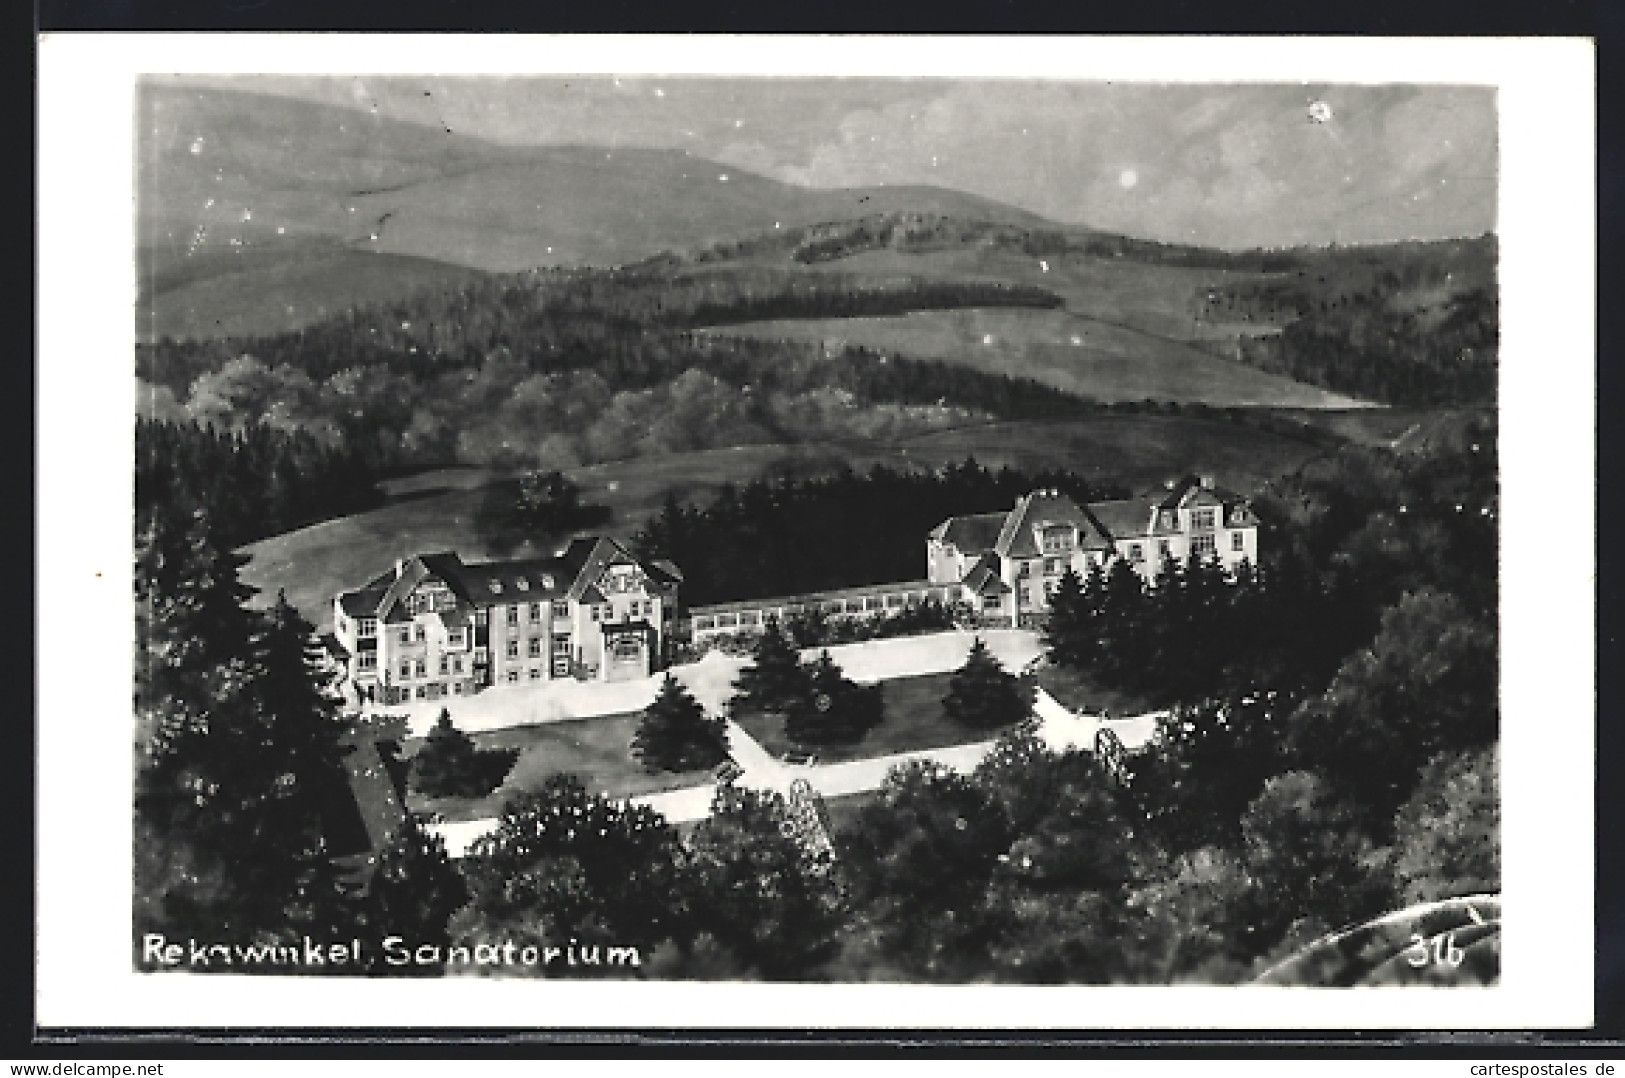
top-left (35, 33), bottom-right (1596, 1034)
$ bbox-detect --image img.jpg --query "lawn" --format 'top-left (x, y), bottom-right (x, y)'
top-left (733, 671), bottom-right (1011, 766)
top-left (404, 711), bottom-right (713, 824)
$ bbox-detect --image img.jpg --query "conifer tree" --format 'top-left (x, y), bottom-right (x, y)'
top-left (784, 651), bottom-right (884, 746)
top-left (726, 616), bottom-right (810, 721)
top-left (361, 812), bottom-right (470, 975)
top-left (942, 636), bottom-right (1033, 731)
top-left (411, 708), bottom-right (520, 798)
top-left (135, 567), bottom-right (360, 943)
top-left (632, 674), bottom-right (729, 773)
top-left (1042, 565), bottom-right (1091, 669)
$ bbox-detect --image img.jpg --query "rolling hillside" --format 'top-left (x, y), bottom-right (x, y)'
top-left (139, 82), bottom-right (1058, 339)
top-left (697, 308), bottom-right (1371, 409)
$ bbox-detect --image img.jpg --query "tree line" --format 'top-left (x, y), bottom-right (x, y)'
top-left (633, 458), bottom-right (1129, 608)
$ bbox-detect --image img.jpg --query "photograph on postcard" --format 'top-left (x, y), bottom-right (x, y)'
top-left (129, 72), bottom-right (1505, 988)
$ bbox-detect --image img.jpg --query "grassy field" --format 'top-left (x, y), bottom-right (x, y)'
top-left (697, 307), bottom-right (1370, 409)
top-left (404, 711), bottom-right (712, 824)
top-left (240, 413), bottom-right (1330, 628)
top-left (733, 671), bottom-right (1009, 766)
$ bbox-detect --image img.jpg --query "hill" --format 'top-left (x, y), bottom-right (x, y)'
top-left (138, 239), bottom-right (488, 341)
top-left (697, 308), bottom-right (1371, 409)
top-left (138, 83), bottom-right (1058, 339)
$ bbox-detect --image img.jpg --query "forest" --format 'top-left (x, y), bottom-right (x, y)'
top-left (1196, 260), bottom-right (1499, 408)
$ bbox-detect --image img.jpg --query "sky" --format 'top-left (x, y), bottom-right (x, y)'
top-left (193, 76), bottom-right (1497, 250)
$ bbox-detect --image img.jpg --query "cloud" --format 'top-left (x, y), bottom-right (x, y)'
top-left (178, 76), bottom-right (1496, 248)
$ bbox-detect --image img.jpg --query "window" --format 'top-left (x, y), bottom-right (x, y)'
top-left (1018, 561), bottom-right (1031, 578)
top-left (1158, 540), bottom-right (1170, 559)
top-left (1043, 557), bottom-right (1061, 576)
top-left (1162, 510), bottom-right (1178, 530)
top-left (529, 638), bottom-right (542, 658)
top-left (453, 682), bottom-right (464, 695)
top-left (1191, 534), bottom-right (1217, 559)
top-left (506, 640), bottom-right (519, 659)
top-left (446, 627), bottom-right (465, 649)
top-left (414, 624), bottom-right (426, 643)
top-left (357, 652), bottom-right (377, 671)
top-left (398, 628), bottom-right (410, 645)
top-left (438, 656), bottom-right (449, 676)
top-left (452, 656), bottom-right (463, 674)
top-left (553, 657), bottom-right (572, 677)
top-left (489, 579), bottom-right (503, 594)
top-left (399, 661), bottom-right (411, 680)
top-left (529, 602), bottom-right (541, 621)
top-left (507, 606), bottom-right (519, 626)
top-left (1193, 508), bottom-right (1216, 532)
top-left (1041, 526), bottom-right (1074, 554)
top-left (415, 685), bottom-right (426, 699)
top-left (529, 667), bottom-right (544, 680)
top-left (693, 616), bottom-right (715, 631)
top-left (415, 660), bottom-right (426, 678)
top-left (885, 593), bottom-right (902, 609)
top-left (611, 636), bottom-right (642, 661)
top-left (553, 601), bottom-right (570, 619)
top-left (474, 610), bottom-right (488, 627)
top-left (516, 578), bottom-right (530, 592)
top-left (982, 594), bottom-right (1002, 611)
top-left (358, 618), bottom-right (376, 638)
top-left (552, 634), bottom-right (572, 657)
top-left (507, 670), bottom-right (519, 684)
top-left (1128, 542), bottom-right (1144, 563)
top-left (1232, 532), bottom-right (1245, 551)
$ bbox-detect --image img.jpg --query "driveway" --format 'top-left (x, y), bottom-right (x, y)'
top-left (427, 686), bottom-right (1163, 856)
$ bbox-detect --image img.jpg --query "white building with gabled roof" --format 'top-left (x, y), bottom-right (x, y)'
top-left (328, 536), bottom-right (683, 706)
top-left (927, 476), bottom-right (1259, 626)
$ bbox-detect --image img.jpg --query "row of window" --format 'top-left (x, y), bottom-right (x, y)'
top-left (390, 623), bottom-right (469, 649)
top-left (506, 601), bottom-right (571, 626)
top-left (504, 635), bottom-right (573, 659)
top-left (505, 660), bottom-right (572, 683)
top-left (395, 654), bottom-right (471, 680)
top-left (691, 590), bottom-right (947, 632)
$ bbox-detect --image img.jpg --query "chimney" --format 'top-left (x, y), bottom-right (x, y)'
top-left (395, 558), bottom-right (406, 580)
top-left (1200, 475), bottom-right (1215, 490)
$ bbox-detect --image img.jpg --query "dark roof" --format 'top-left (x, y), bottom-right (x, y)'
top-left (995, 490), bottom-right (1109, 557)
top-left (1086, 498), bottom-right (1157, 540)
top-left (337, 570), bottom-right (393, 618)
top-left (456, 555), bottom-right (574, 605)
top-left (334, 537), bottom-right (675, 618)
top-left (962, 553), bottom-right (1010, 595)
top-left (929, 511), bottom-right (1006, 553)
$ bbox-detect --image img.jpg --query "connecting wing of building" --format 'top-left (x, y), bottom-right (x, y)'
top-left (928, 475), bottom-right (1259, 625)
top-left (329, 536), bottom-right (683, 706)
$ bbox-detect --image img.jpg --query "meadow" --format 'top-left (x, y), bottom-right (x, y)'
top-left (697, 307), bottom-right (1371, 409)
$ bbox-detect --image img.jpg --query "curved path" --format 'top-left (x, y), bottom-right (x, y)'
top-left (430, 686), bottom-right (1166, 857)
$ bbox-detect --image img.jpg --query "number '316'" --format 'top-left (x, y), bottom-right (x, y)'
top-left (1405, 932), bottom-right (1464, 968)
